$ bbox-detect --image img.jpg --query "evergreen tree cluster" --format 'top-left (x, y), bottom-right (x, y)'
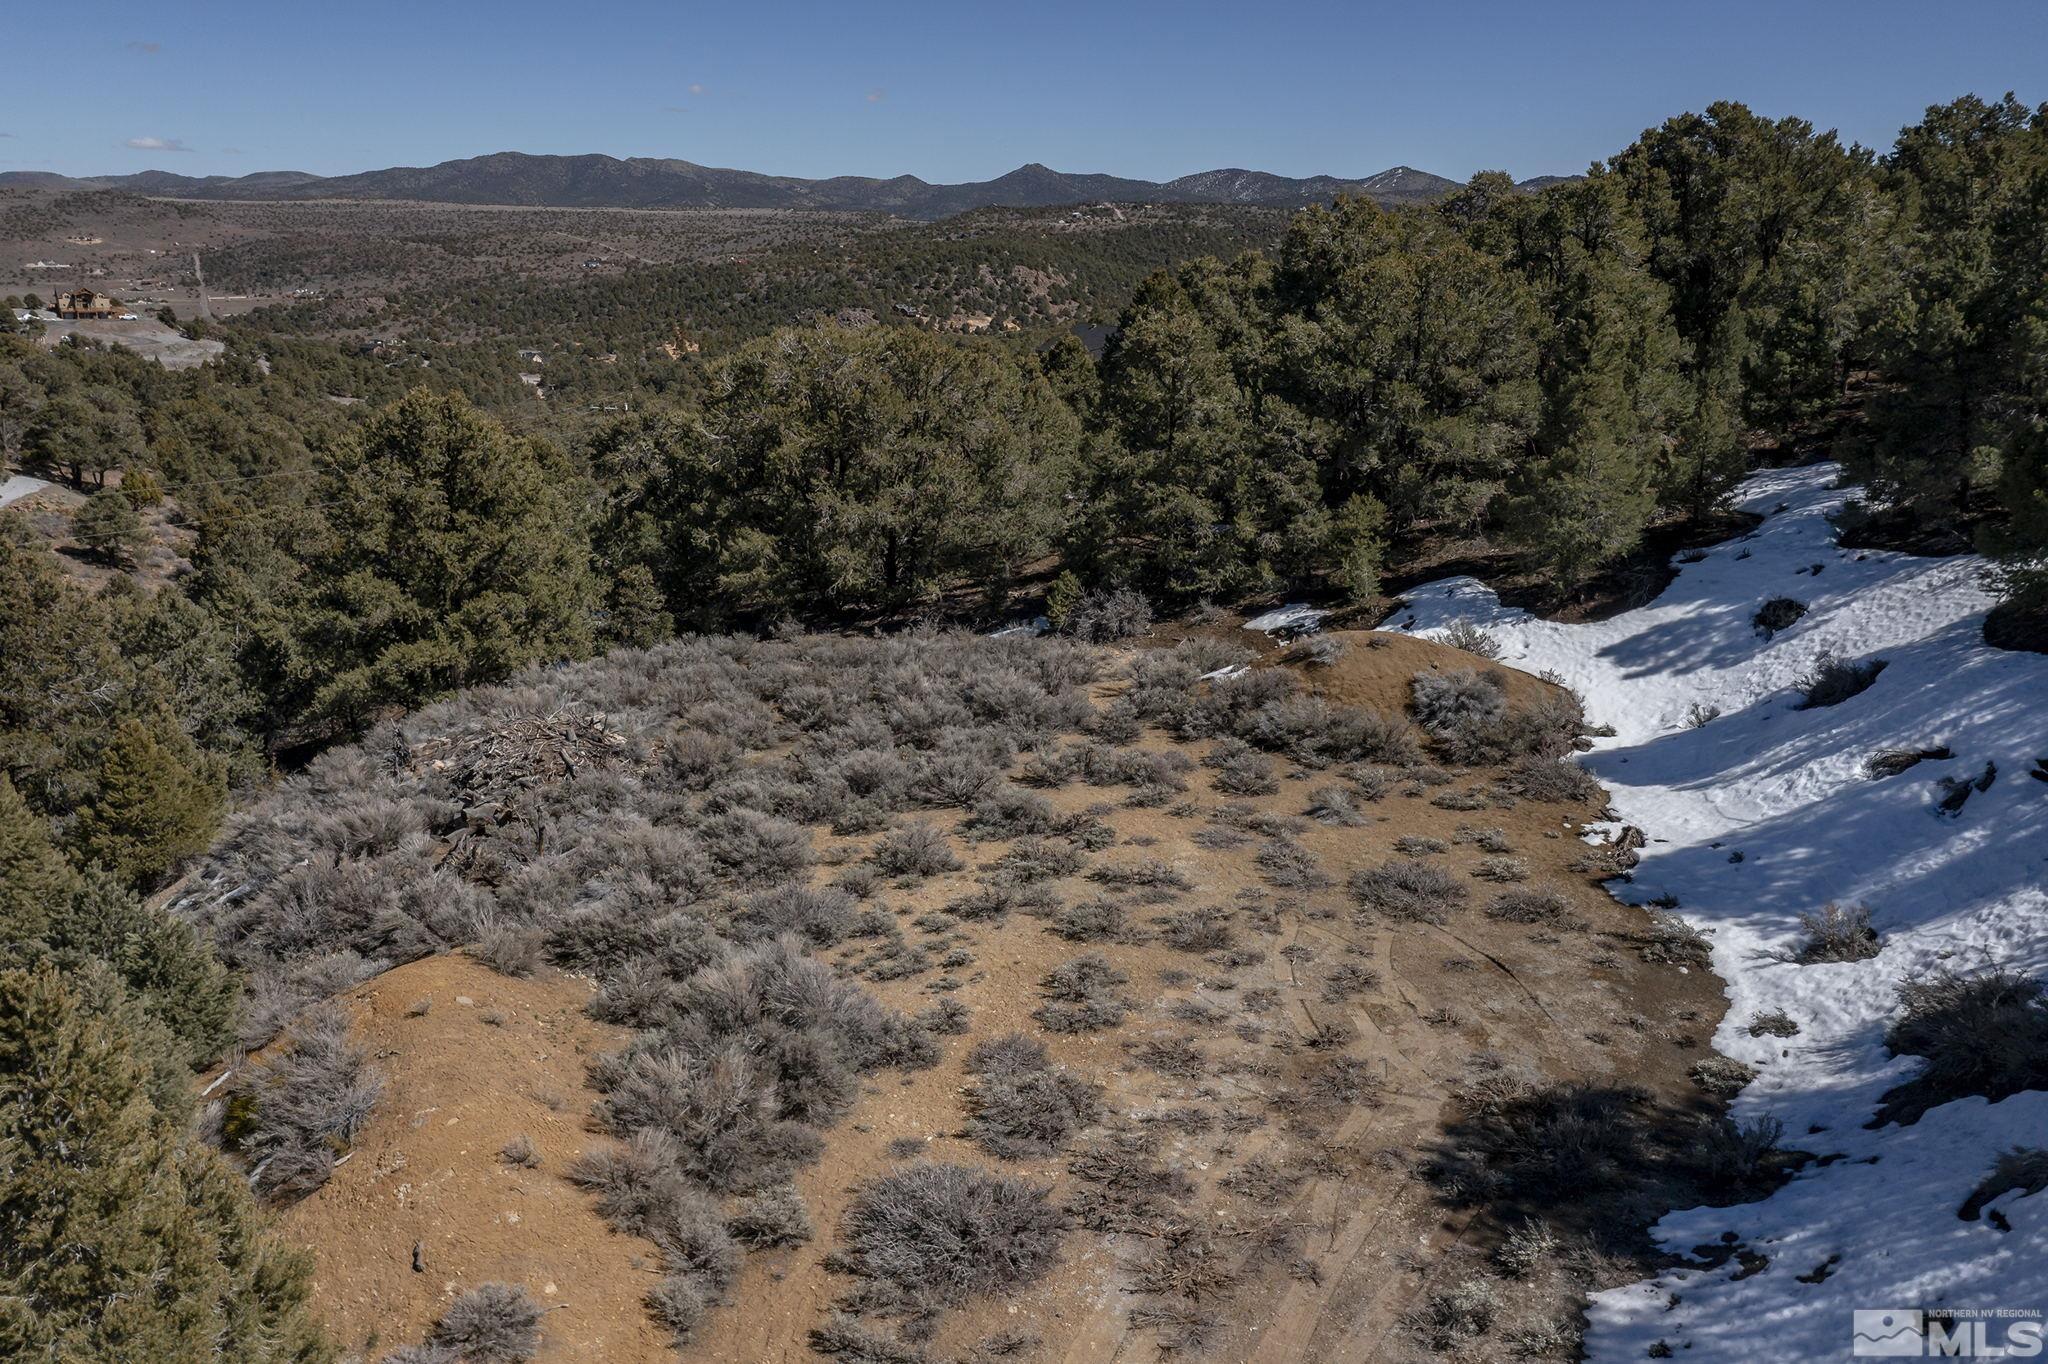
top-left (0, 779), bottom-right (330, 1362)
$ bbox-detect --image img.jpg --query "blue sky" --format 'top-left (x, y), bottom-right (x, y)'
top-left (7, 1), bottom-right (2045, 183)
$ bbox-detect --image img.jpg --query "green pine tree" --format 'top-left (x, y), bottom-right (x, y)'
top-left (603, 563), bottom-right (675, 647)
top-left (1492, 173), bottom-right (1690, 590)
top-left (299, 388), bottom-right (600, 733)
top-left (73, 489), bottom-right (144, 565)
top-left (0, 965), bottom-right (332, 1363)
top-left (71, 716), bottom-right (226, 891)
top-left (0, 774), bottom-right (75, 949)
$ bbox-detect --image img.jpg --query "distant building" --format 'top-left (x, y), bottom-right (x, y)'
top-left (53, 288), bottom-right (117, 320)
top-left (517, 348), bottom-right (546, 365)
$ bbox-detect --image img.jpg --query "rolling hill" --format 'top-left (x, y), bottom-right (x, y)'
top-left (0, 152), bottom-right (1500, 217)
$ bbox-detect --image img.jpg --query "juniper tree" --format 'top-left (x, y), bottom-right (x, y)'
top-left (70, 715), bottom-right (226, 891)
top-left (1269, 197), bottom-right (1541, 534)
top-left (607, 325), bottom-right (1078, 623)
top-left (1857, 95), bottom-right (2048, 518)
top-left (0, 966), bottom-right (331, 1363)
top-left (72, 488), bottom-right (144, 564)
top-left (1488, 172), bottom-right (1689, 589)
top-left (296, 388), bottom-right (599, 733)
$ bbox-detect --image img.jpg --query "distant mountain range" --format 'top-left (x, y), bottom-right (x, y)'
top-left (0, 153), bottom-right (1558, 218)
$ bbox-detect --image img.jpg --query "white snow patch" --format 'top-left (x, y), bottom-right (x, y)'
top-left (1244, 603), bottom-right (1324, 634)
top-left (986, 616), bottom-right (1050, 639)
top-left (1384, 463), bottom-right (2048, 1360)
top-left (1, 475), bottom-right (53, 508)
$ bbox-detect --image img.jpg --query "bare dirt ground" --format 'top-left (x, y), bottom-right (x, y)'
top-left (29, 314), bottom-right (226, 368)
top-left (274, 632), bottom-right (1731, 1364)
top-left (267, 953), bottom-right (673, 1363)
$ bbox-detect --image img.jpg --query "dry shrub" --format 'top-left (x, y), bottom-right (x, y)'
top-left (987, 836), bottom-right (1086, 884)
top-left (1210, 747), bottom-right (1280, 796)
top-left (1440, 618), bottom-right (1504, 658)
top-left (1793, 902), bottom-right (1880, 963)
top-left (1406, 1276), bottom-right (1499, 1351)
top-left (1154, 905), bottom-right (1233, 953)
top-left (1127, 1036), bottom-right (1206, 1079)
top-left (1880, 967), bottom-right (2048, 1124)
top-left (965, 785), bottom-right (1061, 839)
top-left (646, 1274), bottom-right (708, 1343)
top-left (499, 1134), bottom-right (541, 1168)
top-left (1796, 653), bottom-right (1887, 709)
top-left (1752, 597), bottom-right (1807, 636)
top-left (1639, 911), bottom-right (1713, 968)
top-left (1472, 855), bottom-right (1528, 884)
top-left (1049, 897), bottom-right (1126, 943)
top-left (1689, 1056), bottom-right (1757, 1098)
top-left (1486, 888), bottom-right (1569, 924)
top-left (1033, 953), bottom-right (1131, 1033)
top-left (835, 1164), bottom-right (1066, 1306)
top-left (230, 1006), bottom-right (384, 1203)
top-left (1687, 1115), bottom-right (1784, 1192)
top-left (1959, 1147), bottom-right (2048, 1222)
top-left (1410, 668), bottom-right (1509, 764)
top-left (1348, 858), bottom-right (1467, 924)
top-left (963, 1037), bottom-right (1102, 1159)
top-left (1492, 1220), bottom-right (1558, 1278)
top-left (474, 923), bottom-right (545, 978)
top-left (870, 823), bottom-right (964, 879)
top-left (1061, 588), bottom-right (1153, 643)
top-left (728, 1184), bottom-right (815, 1248)
top-left (1305, 784), bottom-right (1368, 826)
top-left (1088, 859), bottom-right (1191, 892)
top-left (1255, 838), bottom-right (1330, 890)
top-left (430, 1283), bottom-right (544, 1363)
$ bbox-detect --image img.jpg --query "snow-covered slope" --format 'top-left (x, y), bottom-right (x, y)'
top-left (1383, 463), bottom-right (2048, 1360)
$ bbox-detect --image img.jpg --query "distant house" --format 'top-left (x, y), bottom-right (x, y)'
top-left (517, 348), bottom-right (546, 365)
top-left (53, 288), bottom-right (118, 320)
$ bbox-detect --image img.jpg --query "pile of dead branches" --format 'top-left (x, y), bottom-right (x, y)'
top-left (405, 708), bottom-right (628, 824)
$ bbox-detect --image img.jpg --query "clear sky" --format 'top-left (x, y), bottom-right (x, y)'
top-left (7, 0), bottom-right (2045, 184)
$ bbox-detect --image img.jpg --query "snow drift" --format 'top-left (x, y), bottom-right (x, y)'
top-left (1384, 463), bottom-right (2048, 1360)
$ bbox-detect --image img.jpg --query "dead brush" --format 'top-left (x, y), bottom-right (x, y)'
top-left (430, 1283), bottom-right (546, 1363)
top-left (1255, 838), bottom-right (1330, 890)
top-left (1879, 967), bottom-right (2048, 1123)
top-left (1639, 910), bottom-right (1713, 967)
top-left (963, 1033), bottom-right (1103, 1159)
top-left (1088, 858), bottom-right (1192, 892)
top-left (1127, 1036), bottom-right (1207, 1079)
top-left (1048, 897), bottom-right (1128, 943)
top-left (1304, 783), bottom-right (1369, 826)
top-left (1066, 1127), bottom-right (1195, 1233)
top-left (985, 836), bottom-right (1087, 883)
top-left (1128, 1221), bottom-right (1240, 1301)
top-left (1791, 902), bottom-right (1881, 963)
top-left (1218, 1155), bottom-right (1304, 1202)
top-left (1033, 953), bottom-right (1132, 1033)
top-left (1486, 887), bottom-right (1569, 924)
